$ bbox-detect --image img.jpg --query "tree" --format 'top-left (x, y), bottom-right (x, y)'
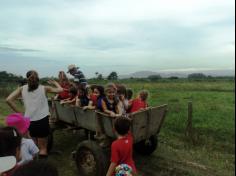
top-left (107, 72), bottom-right (118, 80)
top-left (97, 74), bottom-right (103, 80)
top-left (148, 75), bottom-right (162, 81)
top-left (169, 76), bottom-right (179, 80)
top-left (188, 73), bottom-right (207, 79)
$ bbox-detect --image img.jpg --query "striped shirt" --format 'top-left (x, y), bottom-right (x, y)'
top-left (74, 70), bottom-right (87, 86)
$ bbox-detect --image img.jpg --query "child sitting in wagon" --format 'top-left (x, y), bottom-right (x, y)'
top-left (129, 90), bottom-right (149, 113)
top-left (75, 87), bottom-right (90, 108)
top-left (83, 85), bottom-right (105, 110)
top-left (101, 83), bottom-right (122, 117)
top-left (60, 86), bottom-right (77, 106)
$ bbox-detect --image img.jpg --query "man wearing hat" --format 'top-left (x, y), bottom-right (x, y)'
top-left (67, 64), bottom-right (87, 89)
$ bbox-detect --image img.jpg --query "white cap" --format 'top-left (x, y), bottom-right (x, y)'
top-left (0, 156), bottom-right (16, 174)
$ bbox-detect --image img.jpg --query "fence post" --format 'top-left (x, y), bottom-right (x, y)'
top-left (186, 101), bottom-right (193, 137)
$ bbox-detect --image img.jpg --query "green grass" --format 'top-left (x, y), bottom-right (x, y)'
top-left (0, 80), bottom-right (235, 176)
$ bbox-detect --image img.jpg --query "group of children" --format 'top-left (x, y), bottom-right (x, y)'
top-left (0, 70), bottom-right (150, 176)
top-left (55, 71), bottom-right (149, 117)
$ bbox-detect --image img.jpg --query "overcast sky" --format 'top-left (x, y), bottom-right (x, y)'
top-left (0, 0), bottom-right (235, 78)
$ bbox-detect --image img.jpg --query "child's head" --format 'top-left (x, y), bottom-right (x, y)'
top-left (105, 83), bottom-right (117, 100)
top-left (115, 164), bottom-right (133, 176)
top-left (0, 127), bottom-right (22, 161)
top-left (139, 90), bottom-right (149, 101)
top-left (114, 117), bottom-right (131, 136)
top-left (116, 84), bottom-right (127, 100)
top-left (58, 71), bottom-right (68, 83)
top-left (126, 88), bottom-right (133, 100)
top-left (94, 85), bottom-right (105, 98)
top-left (5, 113), bottom-right (30, 136)
top-left (69, 86), bottom-right (78, 98)
top-left (77, 87), bottom-right (88, 98)
top-left (12, 160), bottom-right (58, 176)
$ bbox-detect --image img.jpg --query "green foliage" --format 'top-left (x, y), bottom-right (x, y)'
top-left (0, 71), bottom-right (23, 85)
top-left (107, 71), bottom-right (118, 80)
top-left (148, 74), bottom-right (162, 81)
top-left (188, 73), bottom-right (207, 79)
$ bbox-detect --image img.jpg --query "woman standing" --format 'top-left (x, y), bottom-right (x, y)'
top-left (6, 70), bottom-right (63, 158)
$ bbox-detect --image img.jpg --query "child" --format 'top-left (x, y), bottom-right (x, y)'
top-left (6, 113), bottom-right (39, 165)
top-left (101, 83), bottom-right (121, 117)
top-left (60, 86), bottom-right (77, 106)
top-left (0, 127), bottom-right (22, 176)
top-left (54, 71), bottom-right (71, 100)
top-left (129, 90), bottom-right (149, 113)
top-left (116, 85), bottom-right (129, 115)
top-left (75, 87), bottom-right (90, 107)
top-left (83, 85), bottom-right (105, 110)
top-left (126, 88), bottom-right (133, 101)
top-left (106, 117), bottom-right (137, 176)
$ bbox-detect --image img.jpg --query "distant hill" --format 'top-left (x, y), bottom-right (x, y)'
top-left (120, 69), bottom-right (235, 78)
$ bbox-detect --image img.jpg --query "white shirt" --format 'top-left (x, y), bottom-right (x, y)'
top-left (22, 85), bottom-right (49, 121)
top-left (18, 138), bottom-right (39, 165)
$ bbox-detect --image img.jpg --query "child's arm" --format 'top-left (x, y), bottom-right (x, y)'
top-left (83, 100), bottom-right (95, 110)
top-left (75, 96), bottom-right (81, 107)
top-left (62, 98), bottom-right (76, 105)
top-left (115, 102), bottom-right (123, 117)
top-left (106, 162), bottom-right (117, 176)
top-left (60, 97), bottom-right (70, 104)
top-left (102, 100), bottom-right (116, 117)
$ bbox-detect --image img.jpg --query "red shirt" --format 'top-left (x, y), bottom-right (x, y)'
top-left (58, 83), bottom-right (70, 100)
top-left (111, 133), bottom-right (137, 173)
top-left (90, 94), bottom-right (98, 106)
top-left (130, 98), bottom-right (148, 113)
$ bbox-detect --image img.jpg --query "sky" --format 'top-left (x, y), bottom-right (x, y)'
top-left (0, 0), bottom-right (235, 78)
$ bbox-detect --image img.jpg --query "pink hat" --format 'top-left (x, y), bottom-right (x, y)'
top-left (6, 113), bottom-right (30, 135)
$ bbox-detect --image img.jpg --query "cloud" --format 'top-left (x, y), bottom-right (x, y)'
top-left (0, 46), bottom-right (41, 52)
top-left (0, 0), bottom-right (234, 76)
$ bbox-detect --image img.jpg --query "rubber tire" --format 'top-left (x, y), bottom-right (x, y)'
top-left (134, 135), bottom-right (158, 155)
top-left (47, 128), bottom-right (54, 153)
top-left (75, 140), bottom-right (109, 176)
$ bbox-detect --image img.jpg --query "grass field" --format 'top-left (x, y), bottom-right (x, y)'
top-left (0, 80), bottom-right (235, 176)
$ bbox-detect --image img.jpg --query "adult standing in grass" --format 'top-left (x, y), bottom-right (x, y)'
top-left (6, 70), bottom-right (63, 159)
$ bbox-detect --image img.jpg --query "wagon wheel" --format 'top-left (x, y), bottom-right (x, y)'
top-left (134, 135), bottom-right (158, 155)
top-left (75, 140), bottom-right (109, 176)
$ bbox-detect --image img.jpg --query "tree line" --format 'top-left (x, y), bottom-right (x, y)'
top-left (0, 71), bottom-right (234, 85)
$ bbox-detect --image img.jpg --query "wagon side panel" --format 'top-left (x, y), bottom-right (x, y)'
top-left (54, 101), bottom-right (77, 125)
top-left (149, 105), bottom-right (168, 135)
top-left (74, 108), bottom-right (97, 131)
top-left (131, 110), bottom-right (150, 143)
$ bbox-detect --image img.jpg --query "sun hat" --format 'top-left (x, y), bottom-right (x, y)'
top-left (67, 64), bottom-right (79, 73)
top-left (115, 164), bottom-right (133, 176)
top-left (6, 113), bottom-right (30, 135)
top-left (0, 156), bottom-right (16, 174)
